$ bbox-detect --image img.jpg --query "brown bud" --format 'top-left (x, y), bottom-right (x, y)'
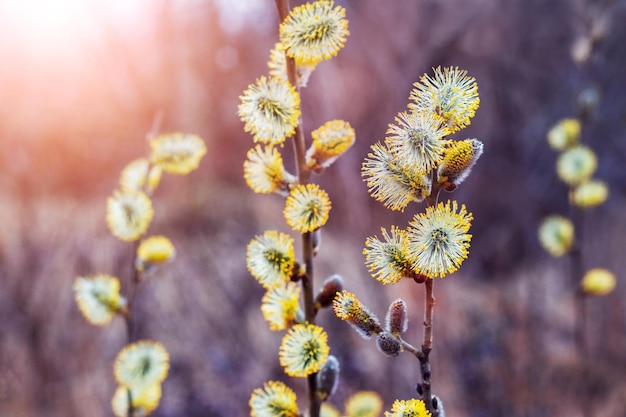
top-left (315, 274), bottom-right (344, 309)
top-left (386, 298), bottom-right (408, 336)
top-left (376, 332), bottom-right (402, 357)
top-left (291, 262), bottom-right (305, 282)
top-left (413, 273), bottom-right (427, 284)
top-left (311, 229), bottom-right (322, 256)
top-left (442, 182), bottom-right (457, 192)
top-left (312, 165), bottom-right (325, 174)
top-left (433, 395), bottom-right (445, 417)
top-left (317, 355), bottom-right (340, 401)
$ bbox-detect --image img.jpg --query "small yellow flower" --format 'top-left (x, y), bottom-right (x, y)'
top-left (279, 323), bottom-right (330, 377)
top-left (571, 179), bottom-right (608, 208)
top-left (114, 340), bottom-right (170, 389)
top-left (407, 200), bottom-right (473, 278)
top-left (147, 166), bottom-right (162, 192)
top-left (538, 215), bottom-right (574, 257)
top-left (332, 290), bottom-right (361, 321)
top-left (244, 145), bottom-right (295, 195)
top-left (364, 226), bottom-right (413, 285)
top-left (111, 384), bottom-right (161, 417)
top-left (120, 158), bottom-right (149, 192)
top-left (556, 145), bottom-right (597, 186)
top-left (345, 391), bottom-right (384, 417)
top-left (332, 290), bottom-right (382, 339)
top-left (136, 235), bottom-right (176, 273)
top-left (238, 76), bottom-right (301, 145)
top-left (547, 118), bottom-right (581, 150)
top-left (437, 139), bottom-right (484, 188)
top-left (385, 111), bottom-right (449, 173)
top-left (306, 119), bottom-right (356, 171)
top-left (119, 158), bottom-right (162, 193)
top-left (247, 230), bottom-right (296, 290)
top-left (249, 380), bottom-right (299, 417)
top-left (268, 42), bottom-right (317, 87)
top-left (74, 274), bottom-right (126, 326)
top-left (280, 0), bottom-right (349, 66)
top-left (362, 142), bottom-right (431, 211)
top-left (581, 268), bottom-right (616, 296)
top-left (150, 133), bottom-right (206, 175)
top-left (106, 190), bottom-right (154, 242)
top-left (409, 66), bottom-right (480, 132)
top-left (284, 184), bottom-right (332, 233)
top-left (384, 398), bottom-right (431, 417)
top-left (321, 403), bottom-right (341, 417)
top-left (261, 282), bottom-right (301, 331)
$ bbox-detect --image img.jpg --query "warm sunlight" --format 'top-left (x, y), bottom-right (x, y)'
top-left (0, 0), bottom-right (208, 195)
top-left (1, 0), bottom-right (91, 47)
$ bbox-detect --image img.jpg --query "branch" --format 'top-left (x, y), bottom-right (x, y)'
top-left (417, 279), bottom-right (439, 416)
top-left (274, 1), bottom-right (318, 416)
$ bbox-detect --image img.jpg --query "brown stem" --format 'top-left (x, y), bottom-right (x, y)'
top-left (274, 0), bottom-right (309, 185)
top-left (274, 1), bottom-right (318, 416)
top-left (423, 279), bottom-right (435, 350)
top-left (301, 233), bottom-right (316, 322)
top-left (417, 172), bottom-right (440, 415)
top-left (124, 242), bottom-right (142, 344)
top-left (569, 205), bottom-right (591, 417)
top-left (399, 339), bottom-right (419, 356)
top-left (426, 173), bottom-right (442, 207)
top-left (302, 234), bottom-right (319, 417)
top-left (123, 241), bottom-right (142, 417)
top-left (125, 116), bottom-right (161, 417)
top-left (417, 279), bottom-right (438, 416)
top-left (299, 232), bottom-right (317, 414)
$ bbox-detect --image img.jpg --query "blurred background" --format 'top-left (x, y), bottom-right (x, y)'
top-left (0, 0), bottom-right (624, 416)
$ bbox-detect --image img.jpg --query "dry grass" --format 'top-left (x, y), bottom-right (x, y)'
top-left (0, 179), bottom-right (624, 417)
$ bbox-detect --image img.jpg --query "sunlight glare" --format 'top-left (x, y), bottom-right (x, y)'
top-left (1, 0), bottom-right (91, 48)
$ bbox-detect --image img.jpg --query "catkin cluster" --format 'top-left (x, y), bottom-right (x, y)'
top-left (74, 131), bottom-right (206, 416)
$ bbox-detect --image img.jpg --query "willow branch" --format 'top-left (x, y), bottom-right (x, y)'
top-left (416, 171), bottom-right (440, 416)
top-left (124, 241), bottom-right (142, 343)
top-left (569, 204), bottom-right (590, 417)
top-left (274, 1), bottom-right (318, 416)
top-left (423, 279), bottom-right (435, 350)
top-left (426, 172), bottom-right (442, 207)
top-left (418, 279), bottom-right (438, 415)
top-left (123, 241), bottom-right (142, 417)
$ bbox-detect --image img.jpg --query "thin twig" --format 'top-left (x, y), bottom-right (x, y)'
top-left (301, 231), bottom-right (319, 417)
top-left (417, 172), bottom-right (440, 416)
top-left (124, 113), bottom-right (161, 417)
top-left (426, 181), bottom-right (442, 207)
top-left (423, 279), bottom-right (435, 350)
top-left (123, 241), bottom-right (142, 417)
top-left (124, 241), bottom-right (142, 344)
top-left (570, 205), bottom-right (591, 417)
top-left (274, 1), bottom-right (318, 416)
top-left (146, 110), bottom-right (164, 141)
top-left (400, 339), bottom-right (419, 356)
top-left (418, 279), bottom-right (438, 416)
